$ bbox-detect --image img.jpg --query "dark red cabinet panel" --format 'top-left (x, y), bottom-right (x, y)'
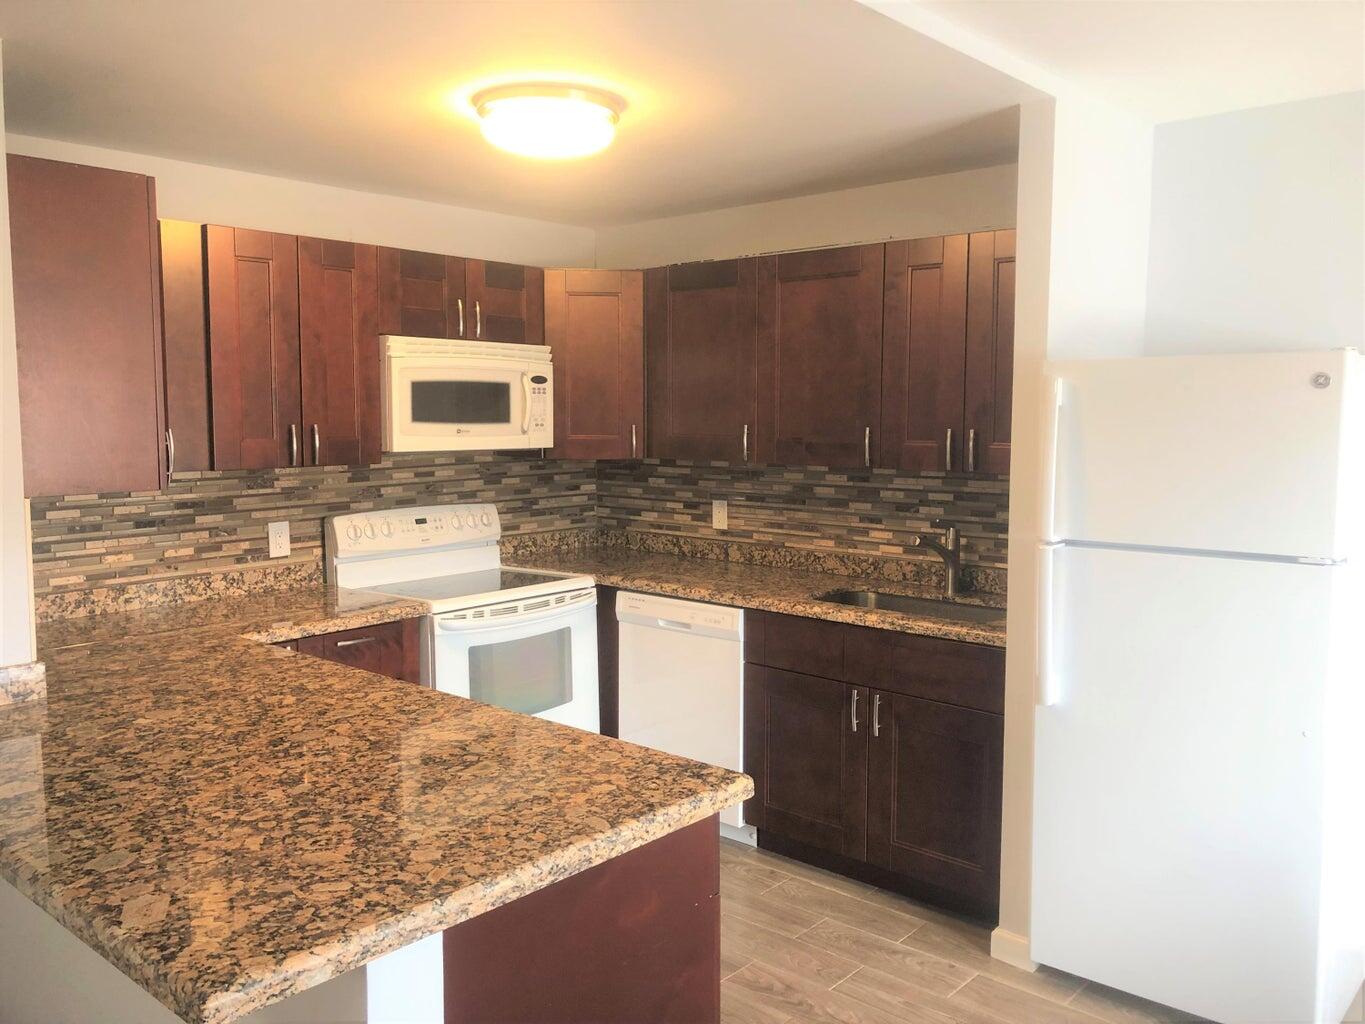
top-left (298, 237), bottom-right (380, 467)
top-left (206, 226), bottom-right (301, 470)
top-left (757, 244), bottom-right (884, 468)
top-left (377, 246), bottom-right (467, 339)
top-left (964, 229), bottom-right (1015, 475)
top-left (546, 268), bottom-right (644, 459)
top-left (8, 155), bottom-right (166, 496)
top-left (158, 219), bottom-right (212, 475)
top-left (646, 259), bottom-right (759, 463)
top-left (867, 691), bottom-right (1003, 912)
top-left (466, 259), bottom-right (544, 345)
top-left (296, 618), bottom-right (420, 683)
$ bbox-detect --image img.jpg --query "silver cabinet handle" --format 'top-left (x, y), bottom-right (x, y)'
top-left (967, 427), bottom-right (976, 473)
top-left (165, 428), bottom-right (175, 478)
top-left (457, 297), bottom-right (465, 338)
top-left (630, 424), bottom-right (638, 458)
top-left (742, 423), bottom-right (750, 464)
top-left (475, 300), bottom-right (482, 338)
top-left (288, 424), bottom-right (299, 467)
top-left (311, 424), bottom-right (321, 466)
top-left (864, 426), bottom-right (871, 468)
top-left (334, 637), bottom-right (375, 648)
top-left (850, 688), bottom-right (860, 732)
top-left (945, 426), bottom-right (954, 471)
top-left (872, 693), bottom-right (882, 737)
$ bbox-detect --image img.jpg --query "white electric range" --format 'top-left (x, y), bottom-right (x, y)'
top-left (326, 503), bottom-right (599, 732)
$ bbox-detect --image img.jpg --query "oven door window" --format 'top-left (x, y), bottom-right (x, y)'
top-left (411, 380), bottom-right (511, 425)
top-left (468, 627), bottom-right (573, 715)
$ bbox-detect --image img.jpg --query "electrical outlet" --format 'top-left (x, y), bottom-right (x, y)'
top-left (268, 521), bottom-right (291, 558)
top-left (711, 499), bottom-right (728, 531)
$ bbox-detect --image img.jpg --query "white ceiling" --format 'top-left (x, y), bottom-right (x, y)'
top-left (0, 0), bottom-right (1034, 226)
top-left (909, 0), bottom-right (1365, 124)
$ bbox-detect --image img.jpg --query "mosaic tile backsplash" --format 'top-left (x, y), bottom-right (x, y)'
top-left (30, 455), bottom-right (1009, 619)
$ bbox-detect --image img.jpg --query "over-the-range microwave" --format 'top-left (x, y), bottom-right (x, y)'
top-left (381, 336), bottom-right (553, 452)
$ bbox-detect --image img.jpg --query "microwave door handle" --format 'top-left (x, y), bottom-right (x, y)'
top-left (521, 372), bottom-right (532, 434)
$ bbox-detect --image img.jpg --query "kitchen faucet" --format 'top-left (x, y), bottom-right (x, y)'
top-left (909, 519), bottom-right (961, 599)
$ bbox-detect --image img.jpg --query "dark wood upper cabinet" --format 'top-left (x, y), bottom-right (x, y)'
top-left (377, 246), bottom-right (467, 338)
top-left (205, 226), bottom-right (301, 471)
top-left (757, 244), bottom-right (884, 468)
top-left (298, 237), bottom-right (380, 466)
top-left (466, 259), bottom-right (545, 345)
top-left (158, 220), bottom-right (212, 475)
top-left (882, 234), bottom-right (968, 473)
top-left (866, 692), bottom-right (1003, 913)
top-left (645, 259), bottom-right (759, 463)
top-left (545, 269), bottom-right (644, 459)
top-left (883, 231), bottom-right (1014, 475)
top-left (8, 155), bottom-right (166, 497)
top-left (743, 664), bottom-right (869, 862)
top-left (964, 229), bottom-right (1015, 475)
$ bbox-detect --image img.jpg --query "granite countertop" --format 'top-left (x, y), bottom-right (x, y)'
top-left (2, 589), bottom-right (751, 1024)
top-left (514, 548), bottom-right (1007, 647)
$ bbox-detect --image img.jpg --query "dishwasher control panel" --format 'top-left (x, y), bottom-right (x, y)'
top-left (615, 591), bottom-right (743, 638)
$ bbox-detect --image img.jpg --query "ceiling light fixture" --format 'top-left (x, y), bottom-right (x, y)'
top-left (471, 83), bottom-right (624, 160)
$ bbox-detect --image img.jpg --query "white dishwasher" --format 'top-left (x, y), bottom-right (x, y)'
top-left (616, 592), bottom-right (749, 836)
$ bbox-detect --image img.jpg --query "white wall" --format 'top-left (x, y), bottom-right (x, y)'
top-left (1145, 90), bottom-right (1365, 355)
top-left (594, 163), bottom-right (1018, 267)
top-left (0, 47), bottom-right (37, 670)
top-left (5, 135), bottom-right (597, 268)
top-left (992, 93), bottom-right (1152, 970)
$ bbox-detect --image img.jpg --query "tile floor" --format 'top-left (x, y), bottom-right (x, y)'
top-left (718, 838), bottom-right (1207, 1024)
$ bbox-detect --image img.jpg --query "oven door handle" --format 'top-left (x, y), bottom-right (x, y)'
top-left (434, 590), bottom-right (596, 633)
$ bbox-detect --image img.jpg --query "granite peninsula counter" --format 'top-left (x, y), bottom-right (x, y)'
top-left (0, 586), bottom-right (751, 1024)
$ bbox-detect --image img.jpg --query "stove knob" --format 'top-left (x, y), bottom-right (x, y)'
top-left (363, 521), bottom-right (376, 539)
top-left (466, 513), bottom-right (478, 528)
top-left (347, 524), bottom-right (362, 542)
top-left (480, 511), bottom-right (492, 527)
top-left (380, 520), bottom-right (393, 538)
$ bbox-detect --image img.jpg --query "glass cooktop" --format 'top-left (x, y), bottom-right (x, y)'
top-left (365, 567), bottom-right (578, 602)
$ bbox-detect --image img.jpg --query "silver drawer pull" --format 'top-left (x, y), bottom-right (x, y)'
top-left (334, 637), bottom-right (376, 648)
top-left (850, 688), bottom-right (860, 732)
top-left (166, 428), bottom-right (175, 478)
top-left (288, 423), bottom-right (299, 467)
top-left (872, 693), bottom-right (882, 737)
top-left (312, 424), bottom-right (321, 466)
top-left (457, 297), bottom-right (465, 338)
top-left (945, 426), bottom-right (954, 471)
top-left (864, 425), bottom-right (871, 467)
top-left (475, 300), bottom-right (482, 338)
top-left (742, 423), bottom-right (750, 463)
top-left (967, 427), bottom-right (976, 473)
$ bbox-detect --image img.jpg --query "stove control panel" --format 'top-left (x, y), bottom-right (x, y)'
top-left (327, 503), bottom-right (501, 557)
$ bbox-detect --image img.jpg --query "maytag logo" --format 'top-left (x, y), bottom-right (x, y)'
top-left (455, 427), bottom-right (470, 434)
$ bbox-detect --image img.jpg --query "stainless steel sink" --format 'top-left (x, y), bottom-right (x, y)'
top-left (816, 590), bottom-right (1006, 625)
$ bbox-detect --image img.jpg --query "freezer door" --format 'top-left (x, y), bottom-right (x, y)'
top-left (1032, 544), bottom-right (1344, 1023)
top-left (1044, 349), bottom-right (1359, 560)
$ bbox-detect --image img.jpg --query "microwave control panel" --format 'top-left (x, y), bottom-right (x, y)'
top-left (526, 371), bottom-right (552, 445)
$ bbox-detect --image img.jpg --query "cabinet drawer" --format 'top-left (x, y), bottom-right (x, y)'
top-left (746, 611), bottom-right (1003, 714)
top-left (296, 619), bottom-right (421, 684)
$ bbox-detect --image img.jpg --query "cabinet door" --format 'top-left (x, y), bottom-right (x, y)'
top-left (743, 665), bottom-right (868, 861)
top-left (298, 237), bottom-right (380, 467)
top-left (377, 247), bottom-right (466, 339)
top-left (867, 692), bottom-right (1003, 911)
top-left (466, 259), bottom-right (545, 345)
top-left (963, 230), bottom-right (1015, 475)
top-left (206, 226), bottom-right (301, 470)
top-left (881, 234), bottom-right (969, 474)
top-left (546, 269), bottom-right (644, 459)
top-left (158, 220), bottom-right (211, 475)
top-left (757, 244), bottom-right (884, 468)
top-left (297, 619), bottom-right (420, 683)
top-left (645, 260), bottom-right (759, 463)
top-left (8, 155), bottom-right (166, 497)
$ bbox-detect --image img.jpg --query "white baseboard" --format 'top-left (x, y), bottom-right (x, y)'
top-left (989, 926), bottom-right (1036, 972)
top-left (720, 822), bottom-right (757, 847)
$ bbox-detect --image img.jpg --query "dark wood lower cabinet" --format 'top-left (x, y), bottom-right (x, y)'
top-left (596, 585), bottom-right (620, 738)
top-left (292, 618), bottom-right (421, 684)
top-left (743, 665), bottom-right (869, 862)
top-left (866, 691), bottom-right (1003, 913)
top-left (444, 814), bottom-right (720, 1024)
top-left (744, 611), bottom-right (1004, 920)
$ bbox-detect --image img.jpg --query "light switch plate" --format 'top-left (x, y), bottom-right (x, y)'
top-left (711, 499), bottom-right (728, 531)
top-left (268, 521), bottom-right (291, 558)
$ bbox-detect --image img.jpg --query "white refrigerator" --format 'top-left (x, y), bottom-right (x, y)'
top-left (1030, 350), bottom-right (1365, 1024)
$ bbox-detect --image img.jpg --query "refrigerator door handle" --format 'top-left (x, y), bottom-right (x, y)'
top-left (1037, 541), bottom-right (1061, 707)
top-left (1040, 377), bottom-right (1066, 540)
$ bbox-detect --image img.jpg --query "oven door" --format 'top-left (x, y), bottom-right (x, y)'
top-left (431, 589), bottom-right (599, 732)
top-left (385, 354), bottom-right (548, 451)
